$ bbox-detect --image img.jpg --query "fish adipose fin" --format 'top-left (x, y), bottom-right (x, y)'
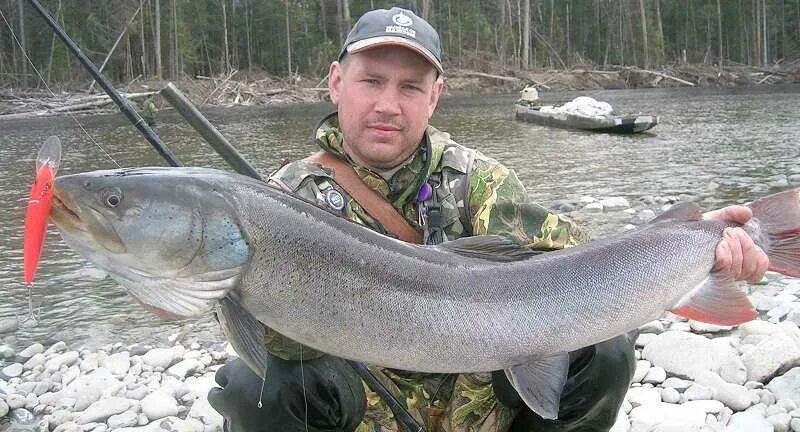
top-left (650, 202), bottom-right (703, 223)
top-left (436, 235), bottom-right (542, 262)
top-left (747, 189), bottom-right (800, 277)
top-left (671, 274), bottom-right (757, 325)
top-left (504, 352), bottom-right (570, 420)
top-left (217, 294), bottom-right (269, 377)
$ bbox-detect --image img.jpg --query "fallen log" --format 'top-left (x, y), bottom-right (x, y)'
top-left (624, 67), bottom-right (695, 86)
top-left (460, 71), bottom-right (520, 83)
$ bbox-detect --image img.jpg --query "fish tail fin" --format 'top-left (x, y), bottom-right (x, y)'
top-left (747, 189), bottom-right (800, 277)
top-left (671, 274), bottom-right (757, 325)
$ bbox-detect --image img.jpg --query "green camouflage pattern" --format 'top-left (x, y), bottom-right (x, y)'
top-left (265, 113), bottom-right (588, 432)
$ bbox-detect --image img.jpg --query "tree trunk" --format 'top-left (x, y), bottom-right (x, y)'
top-left (421, 0), bottom-right (431, 21)
top-left (221, 0), bottom-right (230, 73)
top-left (522, 0), bottom-right (530, 69)
top-left (565, 1), bottom-right (570, 67)
top-left (655, 0), bottom-right (664, 64)
top-left (717, 0), bottom-right (723, 72)
top-left (47, 0), bottom-right (63, 83)
top-left (762, 0), bottom-right (767, 64)
top-left (639, 0), bottom-right (648, 68)
top-left (17, 0), bottom-right (27, 87)
top-left (319, 0), bottom-right (328, 42)
top-left (285, 0), bottom-right (292, 75)
top-left (342, 0), bottom-right (351, 41)
top-left (155, 0), bottom-right (162, 78)
top-left (246, 0), bottom-right (253, 71)
top-left (140, 0), bottom-right (147, 79)
top-left (169, 0), bottom-right (176, 79)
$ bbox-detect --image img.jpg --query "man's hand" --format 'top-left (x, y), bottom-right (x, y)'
top-left (704, 205), bottom-right (769, 283)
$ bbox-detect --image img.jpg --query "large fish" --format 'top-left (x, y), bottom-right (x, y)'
top-left (49, 167), bottom-right (800, 419)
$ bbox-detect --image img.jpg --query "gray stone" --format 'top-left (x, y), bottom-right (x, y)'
top-left (600, 197), bottom-right (630, 209)
top-left (10, 407), bottom-right (35, 424)
top-left (53, 422), bottom-right (81, 432)
top-left (7, 394), bottom-right (26, 409)
top-left (779, 398), bottom-right (798, 412)
top-left (792, 418), bottom-right (800, 432)
top-left (24, 353), bottom-right (46, 370)
top-left (662, 377), bottom-right (693, 390)
top-left (0, 399), bottom-right (8, 417)
top-left (45, 351), bottom-right (80, 371)
top-left (0, 344), bottom-right (15, 360)
top-left (166, 359), bottom-right (202, 379)
top-left (689, 320), bottom-right (733, 333)
top-left (115, 417), bottom-right (197, 432)
top-left (684, 384), bottom-right (714, 401)
top-left (769, 412), bottom-right (793, 432)
top-left (683, 399), bottom-right (724, 414)
top-left (19, 343), bottom-right (44, 359)
top-left (186, 396), bottom-right (223, 431)
top-left (43, 341), bottom-right (66, 355)
top-left (627, 387), bottom-right (661, 407)
top-left (142, 348), bottom-right (180, 369)
top-left (629, 402), bottom-right (706, 431)
top-left (0, 317), bottom-right (18, 334)
top-left (102, 352), bottom-right (131, 376)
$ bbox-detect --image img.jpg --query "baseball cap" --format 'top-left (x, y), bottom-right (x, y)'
top-left (339, 7), bottom-right (443, 74)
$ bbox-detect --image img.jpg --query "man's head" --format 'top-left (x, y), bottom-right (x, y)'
top-left (328, 7), bottom-right (444, 171)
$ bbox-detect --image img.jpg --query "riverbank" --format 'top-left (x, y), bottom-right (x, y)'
top-left (1, 63), bottom-right (797, 120)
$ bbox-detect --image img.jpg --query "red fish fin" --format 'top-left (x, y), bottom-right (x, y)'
top-left (670, 274), bottom-right (757, 325)
top-left (747, 189), bottom-right (800, 277)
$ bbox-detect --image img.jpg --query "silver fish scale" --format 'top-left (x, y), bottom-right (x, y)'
top-left (223, 178), bottom-right (728, 373)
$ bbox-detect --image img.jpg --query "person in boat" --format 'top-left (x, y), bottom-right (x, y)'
top-left (207, 7), bottom-right (769, 432)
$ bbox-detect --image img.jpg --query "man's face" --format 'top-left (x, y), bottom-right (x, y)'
top-left (328, 45), bottom-right (444, 171)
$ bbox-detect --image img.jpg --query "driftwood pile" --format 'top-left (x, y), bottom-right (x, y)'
top-left (187, 69), bottom-right (327, 106)
top-left (0, 90), bottom-right (156, 120)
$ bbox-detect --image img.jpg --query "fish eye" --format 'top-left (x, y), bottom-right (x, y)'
top-left (101, 188), bottom-right (123, 208)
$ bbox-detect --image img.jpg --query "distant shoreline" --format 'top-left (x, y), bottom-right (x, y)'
top-left (1, 63), bottom-right (797, 121)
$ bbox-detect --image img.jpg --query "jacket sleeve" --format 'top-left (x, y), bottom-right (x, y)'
top-left (467, 154), bottom-right (588, 249)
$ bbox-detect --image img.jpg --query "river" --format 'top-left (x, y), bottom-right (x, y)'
top-left (0, 85), bottom-right (798, 350)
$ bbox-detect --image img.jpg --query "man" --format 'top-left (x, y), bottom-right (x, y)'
top-left (208, 7), bottom-right (768, 432)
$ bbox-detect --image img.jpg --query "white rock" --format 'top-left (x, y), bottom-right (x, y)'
top-left (632, 360), bottom-right (651, 383)
top-left (45, 351), bottom-right (80, 372)
top-left (19, 343), bottom-right (44, 359)
top-left (62, 366), bottom-right (80, 386)
top-left (584, 202), bottom-right (603, 212)
top-left (2, 363), bottom-right (23, 378)
top-left (142, 348), bottom-right (179, 369)
top-left (600, 197), bottom-right (630, 209)
top-left (627, 386), bottom-right (661, 407)
top-left (643, 366), bottom-right (667, 384)
top-left (629, 402), bottom-right (706, 431)
top-left (779, 398), bottom-right (798, 412)
top-left (44, 342), bottom-right (66, 355)
top-left (695, 371), bottom-right (754, 411)
top-left (62, 368), bottom-right (124, 411)
top-left (685, 384), bottom-right (715, 401)
top-left (186, 396), bottom-right (223, 431)
top-left (7, 394), bottom-right (26, 409)
top-left (0, 317), bottom-right (18, 334)
top-left (663, 377), bottom-right (693, 390)
top-left (166, 359), bottom-right (202, 379)
top-left (744, 333), bottom-right (800, 383)
top-left (102, 352), bottom-right (131, 376)
top-left (689, 320), bottom-right (733, 333)
top-left (661, 387), bottom-right (681, 404)
top-left (635, 333), bottom-right (657, 348)
top-left (141, 392), bottom-right (179, 420)
top-left (115, 417), bottom-right (196, 432)
top-left (76, 397), bottom-right (130, 424)
top-left (638, 320), bottom-right (665, 334)
top-left (108, 410), bottom-right (139, 428)
top-left (683, 399), bottom-right (724, 414)
top-left (52, 422), bottom-right (81, 432)
top-left (0, 399), bottom-right (8, 417)
top-left (768, 367), bottom-right (800, 406)
top-left (768, 412), bottom-right (793, 432)
top-left (642, 331), bottom-right (745, 383)
top-left (24, 353), bottom-right (46, 370)
top-left (728, 411), bottom-right (773, 432)
top-left (791, 418), bottom-right (800, 432)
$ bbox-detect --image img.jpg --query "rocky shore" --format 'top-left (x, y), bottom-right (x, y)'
top-left (3, 176), bottom-right (800, 431)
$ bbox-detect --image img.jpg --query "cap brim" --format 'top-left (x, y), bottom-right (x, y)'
top-left (347, 36), bottom-right (444, 74)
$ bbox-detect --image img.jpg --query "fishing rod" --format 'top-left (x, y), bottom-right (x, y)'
top-left (25, 2), bottom-right (426, 430)
top-left (25, 0), bottom-right (180, 167)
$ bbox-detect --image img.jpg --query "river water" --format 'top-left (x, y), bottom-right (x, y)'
top-left (0, 85), bottom-right (798, 350)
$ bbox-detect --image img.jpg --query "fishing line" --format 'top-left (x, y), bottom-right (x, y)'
top-left (0, 7), bottom-right (121, 168)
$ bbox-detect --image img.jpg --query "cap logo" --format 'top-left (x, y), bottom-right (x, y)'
top-left (392, 13), bottom-right (413, 27)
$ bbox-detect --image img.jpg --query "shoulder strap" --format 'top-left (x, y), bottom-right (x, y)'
top-left (304, 151), bottom-right (423, 244)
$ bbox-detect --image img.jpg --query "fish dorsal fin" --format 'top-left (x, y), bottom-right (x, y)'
top-left (670, 273), bottom-right (757, 325)
top-left (216, 294), bottom-right (269, 377)
top-left (505, 352), bottom-right (570, 420)
top-left (435, 235), bottom-right (542, 262)
top-left (649, 203), bottom-right (703, 223)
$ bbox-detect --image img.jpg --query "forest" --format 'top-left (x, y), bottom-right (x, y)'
top-left (0, 0), bottom-right (798, 88)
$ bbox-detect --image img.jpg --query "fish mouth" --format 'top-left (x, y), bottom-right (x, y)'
top-left (50, 188), bottom-right (83, 230)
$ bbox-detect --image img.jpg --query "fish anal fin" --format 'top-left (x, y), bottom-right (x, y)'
top-left (504, 352), bottom-right (570, 420)
top-left (436, 235), bottom-right (542, 263)
top-left (649, 203), bottom-right (703, 223)
top-left (217, 295), bottom-right (269, 377)
top-left (670, 274), bottom-right (757, 326)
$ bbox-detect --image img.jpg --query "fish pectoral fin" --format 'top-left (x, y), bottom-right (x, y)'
top-left (435, 235), bottom-right (542, 262)
top-left (504, 352), bottom-right (570, 420)
top-left (670, 274), bottom-right (757, 325)
top-left (649, 202), bottom-right (703, 223)
top-left (216, 294), bottom-right (269, 377)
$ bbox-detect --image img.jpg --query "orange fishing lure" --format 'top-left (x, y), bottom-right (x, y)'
top-left (23, 136), bottom-right (62, 284)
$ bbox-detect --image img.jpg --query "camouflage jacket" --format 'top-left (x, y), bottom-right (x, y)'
top-left (265, 112), bottom-right (587, 432)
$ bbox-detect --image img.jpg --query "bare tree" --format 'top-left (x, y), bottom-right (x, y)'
top-left (285, 0), bottom-right (292, 75)
top-left (717, 0), bottom-right (723, 72)
top-left (221, 0), bottom-right (231, 73)
top-left (522, 0), bottom-right (530, 69)
top-left (154, 0), bottom-right (161, 78)
top-left (639, 0), bottom-right (648, 68)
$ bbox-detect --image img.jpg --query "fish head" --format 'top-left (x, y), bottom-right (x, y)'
top-left (51, 167), bottom-right (251, 320)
